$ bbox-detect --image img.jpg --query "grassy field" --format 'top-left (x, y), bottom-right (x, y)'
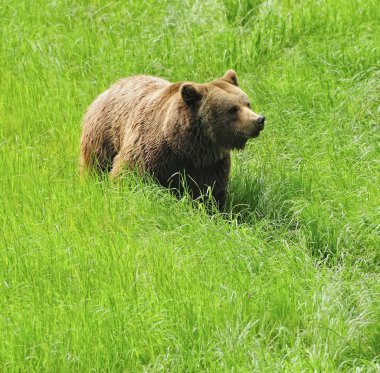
top-left (1, 0), bottom-right (379, 371)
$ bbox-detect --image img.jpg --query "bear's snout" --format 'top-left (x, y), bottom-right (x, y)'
top-left (245, 113), bottom-right (265, 138)
top-left (240, 107), bottom-right (265, 137)
top-left (257, 116), bottom-right (265, 131)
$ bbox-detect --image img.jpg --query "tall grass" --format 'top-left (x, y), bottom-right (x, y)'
top-left (1, 0), bottom-right (379, 370)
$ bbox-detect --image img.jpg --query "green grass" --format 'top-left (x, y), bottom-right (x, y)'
top-left (1, 0), bottom-right (379, 371)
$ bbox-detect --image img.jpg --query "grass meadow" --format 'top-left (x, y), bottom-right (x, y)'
top-left (1, 0), bottom-right (379, 371)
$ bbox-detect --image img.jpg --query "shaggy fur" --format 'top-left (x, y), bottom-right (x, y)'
top-left (80, 70), bottom-right (264, 209)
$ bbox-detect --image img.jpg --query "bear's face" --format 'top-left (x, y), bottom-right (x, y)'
top-left (180, 70), bottom-right (265, 150)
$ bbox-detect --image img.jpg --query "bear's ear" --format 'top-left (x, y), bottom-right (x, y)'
top-left (180, 83), bottom-right (202, 104)
top-left (222, 69), bottom-right (238, 86)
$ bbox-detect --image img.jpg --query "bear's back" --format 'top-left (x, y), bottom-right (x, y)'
top-left (112, 75), bottom-right (170, 105)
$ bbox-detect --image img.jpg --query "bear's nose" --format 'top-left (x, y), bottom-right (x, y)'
top-left (257, 116), bottom-right (265, 130)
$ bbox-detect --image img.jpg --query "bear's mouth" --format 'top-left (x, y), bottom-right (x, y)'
top-left (248, 125), bottom-right (264, 138)
top-left (238, 128), bottom-right (261, 139)
top-left (231, 128), bottom-right (262, 150)
top-left (250, 131), bottom-right (261, 138)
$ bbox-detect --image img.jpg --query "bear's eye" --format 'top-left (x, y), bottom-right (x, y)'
top-left (247, 102), bottom-right (251, 109)
top-left (228, 106), bottom-right (239, 115)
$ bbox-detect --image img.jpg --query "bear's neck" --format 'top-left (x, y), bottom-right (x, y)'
top-left (166, 116), bottom-right (229, 168)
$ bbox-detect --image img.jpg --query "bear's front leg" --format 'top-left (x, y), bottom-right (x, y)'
top-left (198, 153), bottom-right (231, 211)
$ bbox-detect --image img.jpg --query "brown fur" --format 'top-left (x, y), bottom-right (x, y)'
top-left (80, 70), bottom-right (264, 209)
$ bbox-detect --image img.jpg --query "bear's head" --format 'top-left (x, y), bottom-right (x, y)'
top-left (180, 70), bottom-right (265, 150)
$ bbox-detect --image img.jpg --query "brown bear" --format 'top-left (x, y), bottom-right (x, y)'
top-left (80, 70), bottom-right (265, 209)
